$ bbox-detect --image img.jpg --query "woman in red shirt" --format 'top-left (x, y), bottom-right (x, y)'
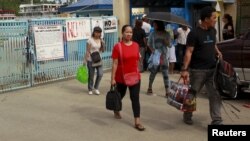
top-left (111, 25), bottom-right (145, 131)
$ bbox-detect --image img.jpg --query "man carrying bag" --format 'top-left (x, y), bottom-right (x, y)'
top-left (180, 7), bottom-right (223, 125)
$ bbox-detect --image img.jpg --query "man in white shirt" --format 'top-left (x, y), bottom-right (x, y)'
top-left (142, 14), bottom-right (151, 37)
top-left (141, 14), bottom-right (152, 71)
top-left (175, 25), bottom-right (190, 71)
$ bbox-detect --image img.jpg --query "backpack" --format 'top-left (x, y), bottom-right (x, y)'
top-left (214, 59), bottom-right (238, 98)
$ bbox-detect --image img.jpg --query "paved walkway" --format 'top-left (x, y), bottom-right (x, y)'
top-left (0, 71), bottom-right (249, 141)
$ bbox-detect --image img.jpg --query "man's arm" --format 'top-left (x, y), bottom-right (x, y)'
top-left (215, 29), bottom-right (223, 58)
top-left (181, 46), bottom-right (194, 84)
top-left (215, 44), bottom-right (223, 58)
top-left (182, 46), bottom-right (194, 70)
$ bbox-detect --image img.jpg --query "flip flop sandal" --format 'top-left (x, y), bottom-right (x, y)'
top-left (147, 88), bottom-right (153, 95)
top-left (114, 111), bottom-right (122, 119)
top-left (135, 124), bottom-right (145, 131)
top-left (243, 104), bottom-right (250, 108)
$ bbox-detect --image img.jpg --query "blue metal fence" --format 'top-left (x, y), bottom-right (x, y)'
top-left (0, 20), bottom-right (30, 92)
top-left (0, 16), bottom-right (118, 93)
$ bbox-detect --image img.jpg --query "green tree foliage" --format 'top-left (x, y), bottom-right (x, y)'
top-left (0, 0), bottom-right (20, 13)
top-left (0, 0), bottom-right (55, 14)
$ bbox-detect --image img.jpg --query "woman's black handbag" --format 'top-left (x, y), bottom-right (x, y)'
top-left (106, 85), bottom-right (122, 111)
top-left (91, 51), bottom-right (101, 63)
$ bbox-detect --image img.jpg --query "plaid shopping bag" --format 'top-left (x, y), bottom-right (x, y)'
top-left (167, 79), bottom-right (196, 112)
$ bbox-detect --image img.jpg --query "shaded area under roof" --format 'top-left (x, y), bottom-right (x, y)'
top-left (59, 0), bottom-right (113, 13)
top-left (147, 12), bottom-right (191, 27)
top-left (131, 0), bottom-right (184, 8)
top-left (201, 0), bottom-right (235, 3)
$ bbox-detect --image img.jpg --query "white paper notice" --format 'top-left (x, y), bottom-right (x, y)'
top-left (33, 25), bottom-right (64, 61)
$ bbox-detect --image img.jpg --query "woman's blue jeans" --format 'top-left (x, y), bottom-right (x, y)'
top-left (87, 61), bottom-right (103, 91)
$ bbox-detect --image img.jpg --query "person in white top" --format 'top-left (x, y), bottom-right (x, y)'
top-left (141, 14), bottom-right (151, 36)
top-left (85, 26), bottom-right (105, 95)
top-left (166, 24), bottom-right (176, 74)
top-left (175, 25), bottom-right (190, 71)
top-left (141, 14), bottom-right (152, 71)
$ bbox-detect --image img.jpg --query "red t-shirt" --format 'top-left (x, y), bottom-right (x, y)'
top-left (112, 41), bottom-right (141, 83)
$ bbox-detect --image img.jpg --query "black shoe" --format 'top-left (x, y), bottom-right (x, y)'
top-left (183, 112), bottom-right (193, 125)
top-left (183, 118), bottom-right (193, 125)
top-left (211, 120), bottom-right (223, 125)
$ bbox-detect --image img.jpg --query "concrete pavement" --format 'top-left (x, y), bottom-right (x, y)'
top-left (0, 71), bottom-right (249, 141)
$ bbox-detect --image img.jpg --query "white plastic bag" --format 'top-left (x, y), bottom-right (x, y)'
top-left (148, 49), bottom-right (161, 66)
top-left (147, 50), bottom-right (161, 72)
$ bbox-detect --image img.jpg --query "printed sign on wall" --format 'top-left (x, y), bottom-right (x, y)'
top-left (66, 19), bottom-right (91, 41)
top-left (104, 17), bottom-right (117, 33)
top-left (33, 25), bottom-right (64, 61)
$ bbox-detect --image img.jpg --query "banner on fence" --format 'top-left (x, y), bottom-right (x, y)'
top-left (66, 19), bottom-right (91, 41)
top-left (33, 25), bottom-right (64, 61)
top-left (104, 17), bottom-right (117, 33)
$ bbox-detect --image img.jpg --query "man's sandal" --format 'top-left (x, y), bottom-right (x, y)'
top-left (134, 124), bottom-right (145, 131)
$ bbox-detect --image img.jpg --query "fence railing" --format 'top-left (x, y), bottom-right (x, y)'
top-left (0, 16), bottom-right (118, 93)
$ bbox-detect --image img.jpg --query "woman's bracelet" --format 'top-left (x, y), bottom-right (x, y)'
top-left (181, 68), bottom-right (188, 71)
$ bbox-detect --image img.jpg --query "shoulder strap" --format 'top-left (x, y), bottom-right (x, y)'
top-left (118, 43), bottom-right (125, 75)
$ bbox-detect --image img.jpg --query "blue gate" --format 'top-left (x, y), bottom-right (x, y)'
top-left (0, 16), bottom-right (118, 93)
top-left (0, 20), bottom-right (30, 92)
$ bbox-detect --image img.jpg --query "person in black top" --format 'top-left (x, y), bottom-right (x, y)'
top-left (222, 13), bottom-right (234, 40)
top-left (132, 19), bottom-right (147, 72)
top-left (181, 6), bottom-right (223, 125)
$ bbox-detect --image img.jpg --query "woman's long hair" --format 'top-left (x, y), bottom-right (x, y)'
top-left (91, 26), bottom-right (102, 38)
top-left (154, 20), bottom-right (165, 31)
top-left (224, 14), bottom-right (233, 25)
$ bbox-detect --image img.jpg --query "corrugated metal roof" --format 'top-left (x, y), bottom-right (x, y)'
top-left (68, 0), bottom-right (112, 8)
top-left (59, 0), bottom-right (112, 13)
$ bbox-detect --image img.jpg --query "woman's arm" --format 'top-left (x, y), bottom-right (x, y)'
top-left (165, 32), bottom-right (171, 47)
top-left (227, 25), bottom-right (233, 35)
top-left (100, 39), bottom-right (105, 52)
top-left (84, 42), bottom-right (91, 61)
top-left (111, 59), bottom-right (118, 85)
top-left (147, 33), bottom-right (155, 52)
